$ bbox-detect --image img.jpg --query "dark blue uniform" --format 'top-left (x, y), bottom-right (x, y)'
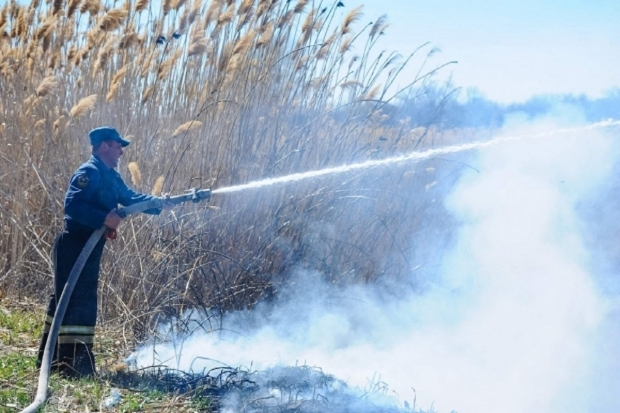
top-left (37, 154), bottom-right (161, 377)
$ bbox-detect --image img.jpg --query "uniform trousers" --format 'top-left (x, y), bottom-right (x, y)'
top-left (37, 229), bottom-right (105, 377)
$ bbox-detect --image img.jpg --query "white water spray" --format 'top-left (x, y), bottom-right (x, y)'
top-left (135, 117), bottom-right (620, 413)
top-left (212, 119), bottom-right (620, 195)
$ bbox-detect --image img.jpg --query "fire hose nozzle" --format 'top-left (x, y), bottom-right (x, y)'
top-left (187, 187), bottom-right (211, 203)
top-left (168, 187), bottom-right (212, 205)
top-left (117, 188), bottom-right (212, 217)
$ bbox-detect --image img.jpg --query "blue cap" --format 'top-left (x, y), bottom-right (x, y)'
top-left (88, 126), bottom-right (130, 147)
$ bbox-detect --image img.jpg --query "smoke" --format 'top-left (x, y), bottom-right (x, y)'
top-left (132, 113), bottom-right (620, 413)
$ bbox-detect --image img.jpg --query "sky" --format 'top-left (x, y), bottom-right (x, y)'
top-left (358, 0), bottom-right (620, 103)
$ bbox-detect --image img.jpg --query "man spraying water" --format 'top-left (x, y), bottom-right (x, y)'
top-left (36, 126), bottom-right (175, 378)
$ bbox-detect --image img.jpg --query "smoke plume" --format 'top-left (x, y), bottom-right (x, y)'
top-left (132, 113), bottom-right (620, 413)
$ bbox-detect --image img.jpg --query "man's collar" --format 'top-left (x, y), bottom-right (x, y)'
top-left (90, 154), bottom-right (114, 171)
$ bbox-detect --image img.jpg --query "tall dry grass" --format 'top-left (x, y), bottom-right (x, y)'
top-left (0, 0), bottom-right (455, 339)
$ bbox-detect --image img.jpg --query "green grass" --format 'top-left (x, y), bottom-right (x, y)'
top-left (0, 301), bottom-right (215, 413)
top-left (0, 353), bottom-right (38, 411)
top-left (0, 305), bottom-right (42, 346)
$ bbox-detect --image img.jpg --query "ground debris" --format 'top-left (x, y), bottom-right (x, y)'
top-left (101, 364), bottom-right (417, 412)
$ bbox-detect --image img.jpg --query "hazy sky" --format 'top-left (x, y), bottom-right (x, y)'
top-left (358, 0), bottom-right (620, 103)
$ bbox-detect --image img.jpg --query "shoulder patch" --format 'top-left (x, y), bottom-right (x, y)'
top-left (76, 174), bottom-right (89, 189)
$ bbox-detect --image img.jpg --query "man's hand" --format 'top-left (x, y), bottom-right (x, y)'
top-left (104, 208), bottom-right (122, 229)
top-left (105, 228), bottom-right (118, 240)
top-left (161, 193), bottom-right (174, 210)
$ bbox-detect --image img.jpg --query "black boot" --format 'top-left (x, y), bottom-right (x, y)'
top-left (55, 342), bottom-right (96, 379)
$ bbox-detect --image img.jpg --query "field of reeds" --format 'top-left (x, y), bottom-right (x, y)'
top-left (0, 0), bottom-right (458, 339)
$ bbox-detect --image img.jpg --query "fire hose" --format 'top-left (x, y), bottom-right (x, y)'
top-left (21, 188), bottom-right (212, 413)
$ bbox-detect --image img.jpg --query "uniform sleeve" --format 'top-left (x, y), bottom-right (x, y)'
top-left (116, 174), bottom-right (162, 215)
top-left (64, 166), bottom-right (108, 229)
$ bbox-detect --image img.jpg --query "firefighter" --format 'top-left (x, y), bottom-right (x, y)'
top-left (36, 126), bottom-right (172, 378)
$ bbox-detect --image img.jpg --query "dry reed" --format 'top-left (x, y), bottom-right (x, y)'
top-left (232, 29), bottom-right (255, 56)
top-left (218, 3), bottom-right (235, 25)
top-left (341, 5), bottom-right (363, 35)
top-left (135, 0), bottom-right (149, 13)
top-left (0, 0), bottom-right (454, 342)
top-left (128, 162), bottom-right (143, 186)
top-left (36, 76), bottom-right (58, 97)
top-left (294, 0), bottom-right (308, 14)
top-left (171, 120), bottom-right (203, 138)
top-left (238, 0), bottom-right (253, 16)
top-left (98, 8), bottom-right (128, 32)
top-left (70, 94), bottom-right (97, 118)
top-left (188, 35), bottom-right (208, 56)
top-left (106, 64), bottom-right (129, 101)
top-left (152, 176), bottom-right (165, 195)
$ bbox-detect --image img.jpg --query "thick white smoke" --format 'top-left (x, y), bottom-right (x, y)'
top-left (132, 115), bottom-right (620, 413)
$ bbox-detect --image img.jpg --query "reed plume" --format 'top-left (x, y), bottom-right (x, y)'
top-left (369, 14), bottom-right (388, 40)
top-left (236, 5), bottom-right (254, 31)
top-left (67, 45), bottom-right (77, 61)
top-left (277, 10), bottom-right (293, 28)
top-left (15, 7), bottom-right (27, 39)
top-left (53, 116), bottom-right (64, 132)
top-left (70, 94), bottom-right (97, 118)
top-left (52, 0), bottom-right (63, 15)
top-left (178, 9), bottom-right (190, 34)
top-left (35, 76), bottom-right (58, 97)
top-left (162, 0), bottom-right (171, 15)
top-left (135, 0), bottom-right (149, 12)
top-left (217, 3), bottom-right (235, 25)
top-left (151, 175), bottom-right (164, 195)
top-left (340, 80), bottom-right (362, 89)
top-left (64, 16), bottom-right (75, 39)
top-left (93, 35), bottom-right (118, 75)
top-left (255, 0), bottom-right (268, 18)
top-left (158, 47), bottom-right (182, 79)
top-left (188, 0), bottom-right (201, 25)
top-left (316, 43), bottom-right (329, 60)
top-left (73, 47), bottom-right (88, 66)
top-left (48, 52), bottom-right (59, 69)
top-left (119, 31), bottom-right (139, 49)
top-left (0, 6), bottom-right (6, 29)
top-left (341, 5), bottom-right (363, 35)
top-left (171, 0), bottom-right (187, 11)
top-left (171, 120), bottom-right (202, 137)
top-left (67, 0), bottom-right (81, 18)
top-left (141, 85), bottom-right (153, 104)
top-left (339, 36), bottom-right (352, 54)
top-left (301, 8), bottom-right (314, 34)
top-left (23, 95), bottom-right (36, 109)
top-left (232, 29), bottom-right (254, 56)
top-left (363, 85), bottom-right (380, 100)
top-left (204, 0), bottom-right (222, 27)
top-left (140, 53), bottom-right (154, 77)
top-left (99, 8), bottom-right (128, 32)
top-left (238, 0), bottom-right (253, 16)
top-left (80, 0), bottom-right (100, 15)
top-left (128, 162), bottom-right (142, 186)
top-left (256, 22), bottom-right (272, 47)
top-left (106, 64), bottom-right (128, 101)
top-left (188, 34), bottom-right (208, 56)
top-left (294, 0), bottom-right (308, 14)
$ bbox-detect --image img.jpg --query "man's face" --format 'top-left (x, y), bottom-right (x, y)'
top-left (99, 140), bottom-right (124, 168)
